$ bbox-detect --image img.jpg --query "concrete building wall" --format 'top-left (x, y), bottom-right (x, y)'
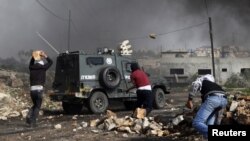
top-left (217, 58), bottom-right (250, 84)
top-left (159, 57), bottom-right (250, 85)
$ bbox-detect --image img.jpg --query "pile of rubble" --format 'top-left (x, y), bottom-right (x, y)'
top-left (0, 69), bottom-right (60, 120)
top-left (0, 70), bottom-right (28, 120)
top-left (225, 93), bottom-right (250, 125)
top-left (71, 109), bottom-right (196, 139)
top-left (80, 94), bottom-right (250, 138)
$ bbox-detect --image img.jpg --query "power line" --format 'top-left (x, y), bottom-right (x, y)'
top-left (36, 0), bottom-right (78, 33)
top-left (124, 21), bottom-right (209, 41)
top-left (157, 21), bottom-right (208, 36)
top-left (97, 21), bottom-right (208, 44)
top-left (36, 0), bottom-right (68, 21)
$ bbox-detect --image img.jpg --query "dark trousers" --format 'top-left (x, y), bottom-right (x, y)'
top-left (27, 90), bottom-right (43, 124)
top-left (135, 90), bottom-right (153, 115)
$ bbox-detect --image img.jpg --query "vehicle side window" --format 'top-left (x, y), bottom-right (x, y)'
top-left (86, 57), bottom-right (104, 65)
top-left (125, 63), bottom-right (132, 72)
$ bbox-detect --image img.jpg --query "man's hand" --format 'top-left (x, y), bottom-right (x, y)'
top-left (125, 89), bottom-right (130, 93)
top-left (185, 99), bottom-right (193, 109)
top-left (40, 51), bottom-right (47, 58)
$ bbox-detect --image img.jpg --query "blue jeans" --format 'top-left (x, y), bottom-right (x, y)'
top-left (192, 94), bottom-right (228, 139)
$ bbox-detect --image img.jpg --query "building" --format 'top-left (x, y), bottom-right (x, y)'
top-left (139, 46), bottom-right (250, 85)
top-left (194, 46), bottom-right (221, 58)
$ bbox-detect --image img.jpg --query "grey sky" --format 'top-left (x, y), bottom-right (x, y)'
top-left (0, 0), bottom-right (250, 58)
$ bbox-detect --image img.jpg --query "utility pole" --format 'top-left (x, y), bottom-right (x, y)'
top-left (209, 17), bottom-right (216, 80)
top-left (67, 10), bottom-right (71, 51)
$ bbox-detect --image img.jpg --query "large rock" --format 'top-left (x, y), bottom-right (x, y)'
top-left (236, 100), bottom-right (250, 125)
top-left (0, 93), bottom-right (14, 117)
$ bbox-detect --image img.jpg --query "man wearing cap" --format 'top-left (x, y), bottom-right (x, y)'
top-left (26, 50), bottom-right (53, 127)
top-left (186, 74), bottom-right (228, 139)
top-left (126, 63), bottom-right (153, 116)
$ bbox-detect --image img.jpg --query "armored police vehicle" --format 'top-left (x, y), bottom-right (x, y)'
top-left (50, 43), bottom-right (170, 114)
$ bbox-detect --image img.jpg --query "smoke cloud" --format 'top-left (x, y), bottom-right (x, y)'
top-left (0, 0), bottom-right (249, 59)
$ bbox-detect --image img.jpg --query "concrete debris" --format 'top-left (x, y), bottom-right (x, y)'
top-left (90, 119), bottom-right (100, 127)
top-left (71, 121), bottom-right (78, 127)
top-left (122, 133), bottom-right (128, 137)
top-left (85, 99), bottom-right (250, 136)
top-left (91, 129), bottom-right (99, 133)
top-left (88, 110), bottom-right (176, 137)
top-left (46, 116), bottom-right (54, 119)
top-left (0, 70), bottom-right (61, 120)
top-left (80, 121), bottom-right (88, 128)
top-left (142, 117), bottom-right (150, 128)
top-left (238, 95), bottom-right (250, 101)
top-left (54, 124), bottom-right (62, 129)
top-left (172, 115), bottom-right (184, 125)
top-left (27, 135), bottom-right (32, 140)
top-left (229, 100), bottom-right (238, 112)
top-left (72, 115), bottom-right (78, 120)
top-left (0, 116), bottom-right (7, 120)
top-left (117, 126), bottom-right (134, 134)
top-left (104, 118), bottom-right (116, 131)
top-left (21, 109), bottom-right (29, 118)
top-left (77, 126), bottom-right (82, 130)
top-left (39, 110), bottom-right (44, 116)
top-left (8, 111), bottom-right (20, 117)
top-left (106, 110), bottom-right (117, 118)
top-left (234, 99), bottom-right (250, 124)
top-left (132, 107), bottom-right (146, 119)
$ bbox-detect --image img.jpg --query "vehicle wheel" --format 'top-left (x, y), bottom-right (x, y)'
top-left (99, 66), bottom-right (121, 89)
top-left (62, 102), bottom-right (83, 114)
top-left (123, 101), bottom-right (136, 110)
top-left (153, 88), bottom-right (166, 109)
top-left (88, 91), bottom-right (109, 114)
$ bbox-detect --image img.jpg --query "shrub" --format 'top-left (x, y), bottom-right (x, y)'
top-left (224, 73), bottom-right (250, 88)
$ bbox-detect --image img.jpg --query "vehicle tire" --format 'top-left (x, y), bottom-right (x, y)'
top-left (123, 101), bottom-right (136, 110)
top-left (88, 91), bottom-right (109, 114)
top-left (99, 66), bottom-right (121, 89)
top-left (153, 88), bottom-right (166, 109)
top-left (62, 102), bottom-right (83, 114)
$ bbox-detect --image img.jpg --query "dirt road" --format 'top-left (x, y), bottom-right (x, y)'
top-left (0, 92), bottom-right (200, 141)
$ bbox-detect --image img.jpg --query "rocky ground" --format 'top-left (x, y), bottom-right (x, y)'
top-left (0, 92), bottom-right (202, 141)
top-left (0, 69), bottom-right (249, 141)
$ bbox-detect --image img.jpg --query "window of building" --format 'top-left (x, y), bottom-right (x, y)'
top-left (241, 68), bottom-right (250, 74)
top-left (86, 57), bottom-right (104, 65)
top-left (222, 68), bottom-right (227, 72)
top-left (198, 69), bottom-right (211, 75)
top-left (170, 68), bottom-right (184, 75)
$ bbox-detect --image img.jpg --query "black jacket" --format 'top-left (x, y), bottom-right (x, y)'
top-left (29, 57), bottom-right (53, 86)
top-left (200, 80), bottom-right (225, 101)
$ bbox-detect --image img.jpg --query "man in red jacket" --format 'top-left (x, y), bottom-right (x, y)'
top-left (126, 63), bottom-right (153, 116)
top-left (26, 51), bottom-right (53, 127)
